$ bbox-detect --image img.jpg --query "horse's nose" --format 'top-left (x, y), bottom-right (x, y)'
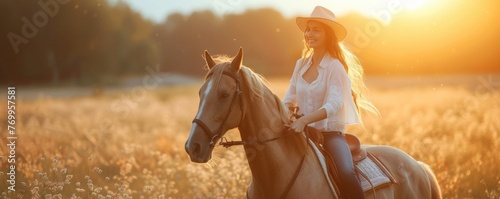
top-left (185, 141), bottom-right (201, 160)
top-left (186, 123), bottom-right (212, 163)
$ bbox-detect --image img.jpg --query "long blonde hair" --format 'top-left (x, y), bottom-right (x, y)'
top-left (301, 22), bottom-right (379, 121)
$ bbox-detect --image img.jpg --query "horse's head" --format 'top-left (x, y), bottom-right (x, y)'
top-left (185, 48), bottom-right (245, 163)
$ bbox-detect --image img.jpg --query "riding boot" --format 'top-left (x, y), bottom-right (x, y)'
top-left (323, 131), bottom-right (365, 199)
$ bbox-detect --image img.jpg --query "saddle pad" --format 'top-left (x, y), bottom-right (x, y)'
top-left (309, 138), bottom-right (395, 194)
top-left (356, 155), bottom-right (394, 192)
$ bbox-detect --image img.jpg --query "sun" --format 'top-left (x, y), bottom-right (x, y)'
top-left (404, 0), bottom-right (429, 10)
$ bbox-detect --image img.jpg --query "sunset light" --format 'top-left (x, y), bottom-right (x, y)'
top-left (404, 0), bottom-right (429, 10)
top-left (1, 0), bottom-right (498, 198)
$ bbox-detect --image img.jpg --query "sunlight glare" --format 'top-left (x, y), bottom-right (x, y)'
top-left (404, 0), bottom-right (428, 10)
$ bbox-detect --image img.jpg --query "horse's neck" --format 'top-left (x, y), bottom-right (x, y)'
top-left (238, 96), bottom-right (307, 197)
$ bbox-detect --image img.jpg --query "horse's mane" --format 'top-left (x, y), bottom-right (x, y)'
top-left (205, 55), bottom-right (290, 126)
top-left (206, 55), bottom-right (306, 153)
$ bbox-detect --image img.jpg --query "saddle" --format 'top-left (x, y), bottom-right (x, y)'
top-left (304, 127), bottom-right (397, 196)
top-left (305, 126), bottom-right (367, 162)
top-left (346, 133), bottom-right (368, 162)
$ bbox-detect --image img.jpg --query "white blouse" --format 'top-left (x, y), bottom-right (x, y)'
top-left (283, 53), bottom-right (360, 132)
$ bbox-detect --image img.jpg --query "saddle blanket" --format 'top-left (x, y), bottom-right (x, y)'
top-left (356, 156), bottom-right (394, 191)
top-left (309, 139), bottom-right (395, 194)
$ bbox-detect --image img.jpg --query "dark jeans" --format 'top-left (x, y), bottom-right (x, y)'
top-left (323, 131), bottom-right (365, 199)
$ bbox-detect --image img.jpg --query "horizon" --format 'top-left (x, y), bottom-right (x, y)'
top-left (110, 0), bottom-right (431, 23)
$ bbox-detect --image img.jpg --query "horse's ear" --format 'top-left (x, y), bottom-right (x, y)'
top-left (204, 50), bottom-right (216, 69)
top-left (231, 47), bottom-right (243, 71)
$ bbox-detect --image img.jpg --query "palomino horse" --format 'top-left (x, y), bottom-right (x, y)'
top-left (185, 48), bottom-right (442, 199)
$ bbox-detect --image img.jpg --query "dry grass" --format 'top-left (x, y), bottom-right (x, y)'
top-left (0, 78), bottom-right (499, 198)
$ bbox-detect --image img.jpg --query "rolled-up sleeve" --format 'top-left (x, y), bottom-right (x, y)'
top-left (320, 61), bottom-right (348, 118)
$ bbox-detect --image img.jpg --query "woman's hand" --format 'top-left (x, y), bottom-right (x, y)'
top-left (289, 117), bottom-right (308, 133)
top-left (288, 108), bottom-right (327, 133)
top-left (285, 103), bottom-right (296, 113)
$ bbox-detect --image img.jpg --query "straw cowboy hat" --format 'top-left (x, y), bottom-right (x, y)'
top-left (296, 6), bottom-right (347, 41)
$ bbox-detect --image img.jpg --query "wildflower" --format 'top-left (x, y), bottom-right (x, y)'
top-left (76, 188), bottom-right (86, 193)
top-left (144, 185), bottom-right (153, 192)
top-left (31, 187), bottom-right (39, 194)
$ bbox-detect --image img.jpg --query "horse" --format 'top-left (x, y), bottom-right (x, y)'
top-left (185, 48), bottom-right (442, 199)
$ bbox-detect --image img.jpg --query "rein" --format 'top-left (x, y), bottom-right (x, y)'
top-left (219, 134), bottom-right (293, 148)
top-left (192, 70), bottom-right (297, 149)
top-left (219, 107), bottom-right (305, 148)
top-left (192, 70), bottom-right (308, 199)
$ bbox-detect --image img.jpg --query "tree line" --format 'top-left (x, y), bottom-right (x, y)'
top-left (1, 0), bottom-right (158, 85)
top-left (0, 1), bottom-right (303, 85)
top-left (1, 0), bottom-right (499, 85)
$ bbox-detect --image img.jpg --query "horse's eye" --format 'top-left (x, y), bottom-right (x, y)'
top-left (220, 92), bottom-right (230, 99)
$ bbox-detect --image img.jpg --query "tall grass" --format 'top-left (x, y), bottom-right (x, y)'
top-left (0, 80), bottom-right (498, 198)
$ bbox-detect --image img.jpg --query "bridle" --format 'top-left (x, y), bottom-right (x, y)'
top-left (191, 69), bottom-right (308, 199)
top-left (192, 70), bottom-right (300, 148)
top-left (192, 70), bottom-right (244, 148)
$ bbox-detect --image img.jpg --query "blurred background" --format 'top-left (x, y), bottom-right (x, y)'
top-left (1, 1), bottom-right (500, 198)
top-left (1, 0), bottom-right (499, 86)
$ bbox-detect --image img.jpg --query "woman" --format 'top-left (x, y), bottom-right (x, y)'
top-left (283, 6), bottom-right (378, 199)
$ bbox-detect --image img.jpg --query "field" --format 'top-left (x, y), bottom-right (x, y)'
top-left (1, 75), bottom-right (499, 198)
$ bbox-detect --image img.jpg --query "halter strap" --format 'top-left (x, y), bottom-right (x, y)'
top-left (192, 70), bottom-right (243, 147)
